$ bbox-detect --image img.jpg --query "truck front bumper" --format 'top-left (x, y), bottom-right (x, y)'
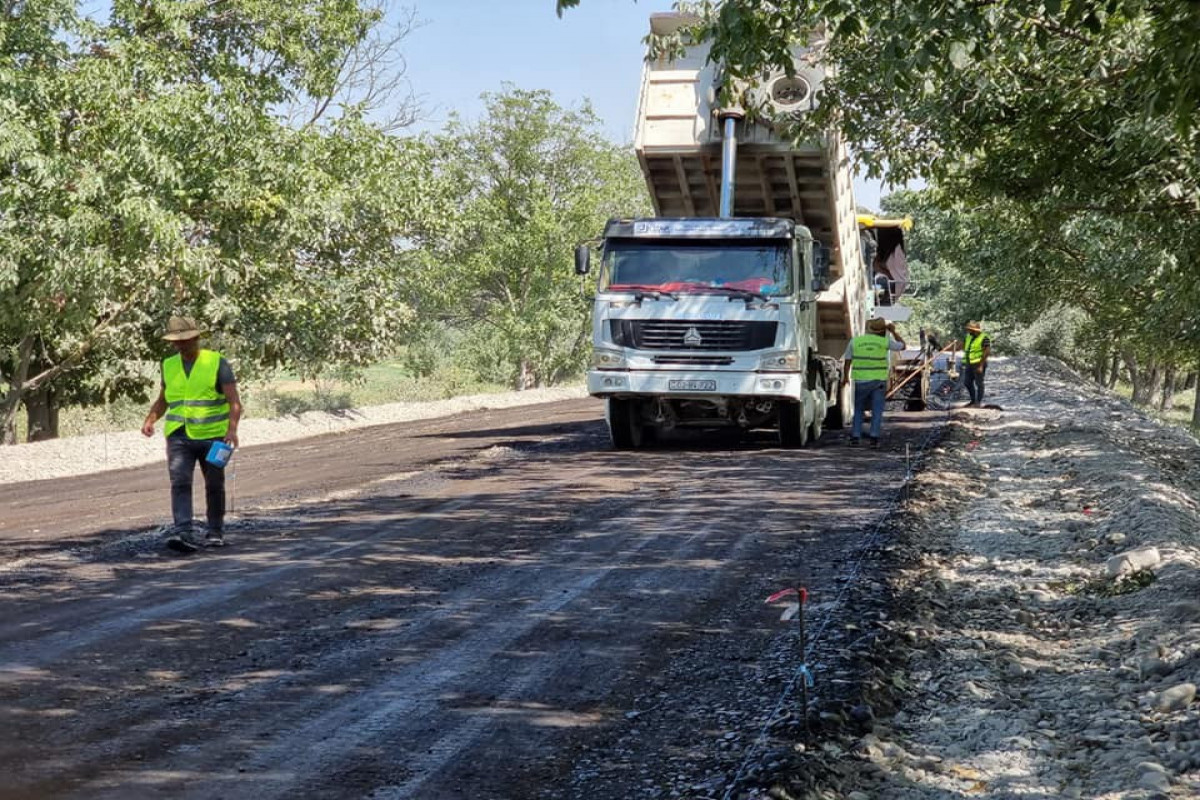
top-left (588, 370), bottom-right (805, 400)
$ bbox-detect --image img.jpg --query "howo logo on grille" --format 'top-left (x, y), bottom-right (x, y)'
top-left (683, 326), bottom-right (703, 346)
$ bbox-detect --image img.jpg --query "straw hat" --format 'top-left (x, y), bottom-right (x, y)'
top-left (965, 320), bottom-right (983, 333)
top-left (162, 315), bottom-right (202, 341)
top-left (867, 317), bottom-right (888, 334)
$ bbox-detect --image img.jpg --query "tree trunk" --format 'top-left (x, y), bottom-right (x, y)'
top-left (1193, 380), bottom-right (1200, 429)
top-left (23, 386), bottom-right (60, 442)
top-left (1159, 365), bottom-right (1177, 412)
top-left (1091, 347), bottom-right (1107, 385)
top-left (1107, 350), bottom-right (1121, 389)
top-left (1, 334), bottom-right (36, 446)
top-left (1123, 350), bottom-right (1160, 406)
top-left (1185, 372), bottom-right (1197, 392)
top-left (516, 359), bottom-right (535, 390)
top-left (1147, 363), bottom-right (1164, 407)
top-left (0, 392), bottom-right (19, 445)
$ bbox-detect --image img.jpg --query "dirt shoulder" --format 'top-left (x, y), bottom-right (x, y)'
top-left (785, 356), bottom-right (1200, 800)
top-left (0, 385), bottom-right (589, 485)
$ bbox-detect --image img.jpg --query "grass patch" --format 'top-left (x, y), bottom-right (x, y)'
top-left (1053, 568), bottom-right (1157, 597)
top-left (1110, 382), bottom-right (1197, 435)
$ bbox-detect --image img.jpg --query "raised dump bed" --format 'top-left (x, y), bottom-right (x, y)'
top-left (634, 12), bottom-right (869, 358)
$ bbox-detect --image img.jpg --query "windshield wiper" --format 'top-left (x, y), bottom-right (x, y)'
top-left (696, 285), bottom-right (769, 303)
top-left (609, 284), bottom-right (678, 301)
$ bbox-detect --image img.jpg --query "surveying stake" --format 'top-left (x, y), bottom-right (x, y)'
top-left (765, 586), bottom-right (814, 735)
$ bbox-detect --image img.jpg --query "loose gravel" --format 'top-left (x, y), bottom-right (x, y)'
top-left (6, 358), bottom-right (1200, 800)
top-left (767, 356), bottom-right (1200, 800)
top-left (0, 385), bottom-right (588, 484)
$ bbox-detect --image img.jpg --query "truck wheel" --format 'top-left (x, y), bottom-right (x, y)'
top-left (825, 381), bottom-right (852, 429)
top-left (778, 400), bottom-right (809, 448)
top-left (809, 399), bottom-right (824, 444)
top-left (905, 368), bottom-right (931, 411)
top-left (608, 398), bottom-right (646, 450)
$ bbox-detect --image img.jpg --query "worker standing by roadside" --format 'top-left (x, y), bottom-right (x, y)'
top-left (962, 321), bottom-right (991, 408)
top-left (141, 316), bottom-right (242, 554)
top-left (842, 317), bottom-right (906, 448)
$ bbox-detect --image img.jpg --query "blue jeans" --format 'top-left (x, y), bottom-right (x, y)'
top-left (964, 363), bottom-right (986, 405)
top-left (167, 435), bottom-right (226, 533)
top-left (852, 380), bottom-right (886, 440)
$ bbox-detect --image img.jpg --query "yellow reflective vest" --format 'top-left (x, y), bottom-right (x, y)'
top-left (849, 334), bottom-right (890, 382)
top-left (162, 350), bottom-right (230, 439)
top-left (964, 331), bottom-right (989, 365)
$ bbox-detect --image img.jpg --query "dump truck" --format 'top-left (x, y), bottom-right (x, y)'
top-left (575, 12), bottom-right (873, 449)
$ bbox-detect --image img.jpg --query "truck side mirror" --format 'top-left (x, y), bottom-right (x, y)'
top-left (811, 242), bottom-right (831, 291)
top-left (574, 244), bottom-right (591, 276)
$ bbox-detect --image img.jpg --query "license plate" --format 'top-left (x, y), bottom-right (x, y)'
top-left (668, 379), bottom-right (717, 391)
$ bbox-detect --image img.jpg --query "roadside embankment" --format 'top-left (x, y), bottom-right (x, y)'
top-left (0, 385), bottom-right (588, 485)
top-left (802, 356), bottom-right (1200, 800)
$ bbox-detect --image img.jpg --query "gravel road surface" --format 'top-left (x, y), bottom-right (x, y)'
top-left (0, 393), bottom-right (939, 799)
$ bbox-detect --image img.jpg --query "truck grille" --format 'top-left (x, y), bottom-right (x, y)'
top-left (652, 355), bottom-right (735, 366)
top-left (610, 320), bottom-right (777, 351)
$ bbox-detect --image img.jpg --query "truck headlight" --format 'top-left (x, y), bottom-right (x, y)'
top-left (592, 348), bottom-right (627, 370)
top-left (758, 350), bottom-right (799, 371)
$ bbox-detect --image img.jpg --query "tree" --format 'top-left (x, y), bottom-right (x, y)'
top-left (559, 1), bottom-right (1200, 208)
top-left (416, 88), bottom-right (650, 389)
top-left (557, 1), bottom-right (1200, 415)
top-left (0, 1), bottom-right (436, 443)
top-left (890, 188), bottom-right (1197, 404)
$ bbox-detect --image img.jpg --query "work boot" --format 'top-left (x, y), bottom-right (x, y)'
top-left (204, 530), bottom-right (226, 548)
top-left (870, 437), bottom-right (880, 449)
top-left (166, 526), bottom-right (200, 554)
top-left (848, 437), bottom-right (860, 447)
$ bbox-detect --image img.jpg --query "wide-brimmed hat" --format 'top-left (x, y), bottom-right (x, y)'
top-left (867, 317), bottom-right (888, 334)
top-left (965, 320), bottom-right (983, 333)
top-left (162, 315), bottom-right (202, 341)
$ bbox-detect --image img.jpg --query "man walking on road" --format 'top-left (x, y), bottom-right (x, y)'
top-left (842, 317), bottom-right (906, 448)
top-left (962, 320), bottom-right (991, 407)
top-left (141, 316), bottom-right (242, 553)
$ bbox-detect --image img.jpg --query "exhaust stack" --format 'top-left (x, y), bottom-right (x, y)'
top-left (718, 109), bottom-right (744, 218)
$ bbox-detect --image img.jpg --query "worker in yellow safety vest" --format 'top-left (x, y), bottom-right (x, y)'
top-left (962, 321), bottom-right (991, 407)
top-left (141, 316), bottom-right (242, 554)
top-left (842, 317), bottom-right (906, 448)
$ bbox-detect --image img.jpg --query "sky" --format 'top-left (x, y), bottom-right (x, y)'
top-left (398, 0), bottom-right (910, 211)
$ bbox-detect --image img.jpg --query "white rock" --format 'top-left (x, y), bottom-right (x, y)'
top-left (1105, 546), bottom-right (1161, 578)
top-left (1155, 683), bottom-right (1196, 712)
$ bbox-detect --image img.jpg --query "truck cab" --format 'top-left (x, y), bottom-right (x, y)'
top-left (579, 217), bottom-right (834, 448)
top-left (578, 11), bottom-right (871, 449)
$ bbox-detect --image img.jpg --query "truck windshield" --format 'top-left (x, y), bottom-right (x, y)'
top-left (601, 239), bottom-right (792, 296)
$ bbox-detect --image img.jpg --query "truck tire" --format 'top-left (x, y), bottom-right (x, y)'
top-left (905, 368), bottom-right (931, 411)
top-left (809, 391), bottom-right (825, 445)
top-left (778, 400), bottom-right (809, 448)
top-left (608, 398), bottom-right (647, 450)
top-left (825, 381), bottom-right (852, 429)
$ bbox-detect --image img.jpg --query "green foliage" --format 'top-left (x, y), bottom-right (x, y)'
top-left (1056, 568), bottom-right (1157, 598)
top-left (415, 87), bottom-right (651, 389)
top-left (267, 384), bottom-right (355, 416)
top-left (0, 1), bottom-right (438, 442)
top-left (883, 184), bottom-right (1197, 400)
top-left (567, 0), bottom-right (1200, 414)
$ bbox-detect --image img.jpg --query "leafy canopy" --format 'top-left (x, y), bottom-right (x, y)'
top-left (415, 88), bottom-right (650, 389)
top-left (0, 1), bottom-right (436, 442)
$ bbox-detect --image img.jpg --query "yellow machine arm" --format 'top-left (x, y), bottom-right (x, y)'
top-left (857, 214), bottom-right (913, 231)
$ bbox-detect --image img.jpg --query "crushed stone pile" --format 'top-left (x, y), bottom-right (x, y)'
top-left (806, 356), bottom-right (1200, 800)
